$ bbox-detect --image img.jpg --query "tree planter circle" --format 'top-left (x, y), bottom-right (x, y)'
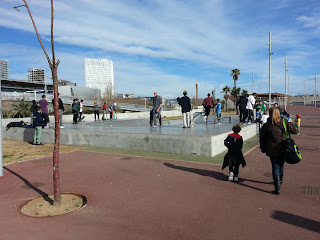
top-left (20, 193), bottom-right (87, 217)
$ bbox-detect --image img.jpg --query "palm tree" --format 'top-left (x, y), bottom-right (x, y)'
top-left (11, 97), bottom-right (30, 118)
top-left (231, 86), bottom-right (241, 113)
top-left (230, 69), bottom-right (240, 88)
top-left (221, 86), bottom-right (231, 111)
top-left (241, 89), bottom-right (248, 96)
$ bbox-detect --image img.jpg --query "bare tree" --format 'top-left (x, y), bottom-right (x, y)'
top-left (15, 0), bottom-right (62, 205)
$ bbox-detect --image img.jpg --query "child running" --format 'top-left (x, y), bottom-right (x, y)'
top-left (216, 99), bottom-right (222, 124)
top-left (222, 124), bottom-right (246, 182)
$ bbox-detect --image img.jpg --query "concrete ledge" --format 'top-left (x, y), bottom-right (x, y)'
top-left (2, 123), bottom-right (258, 158)
top-left (1, 109), bottom-right (203, 126)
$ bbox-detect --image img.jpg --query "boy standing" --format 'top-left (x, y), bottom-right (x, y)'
top-left (222, 124), bottom-right (246, 182)
top-left (33, 105), bottom-right (44, 145)
top-left (102, 102), bottom-right (107, 120)
top-left (216, 99), bottom-right (222, 124)
top-left (72, 98), bottom-right (80, 124)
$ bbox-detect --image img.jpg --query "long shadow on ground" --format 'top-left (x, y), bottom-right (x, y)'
top-left (4, 166), bottom-right (54, 205)
top-left (164, 163), bottom-right (271, 194)
top-left (271, 210), bottom-right (320, 234)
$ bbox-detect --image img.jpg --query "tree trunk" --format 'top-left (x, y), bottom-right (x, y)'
top-left (52, 66), bottom-right (61, 205)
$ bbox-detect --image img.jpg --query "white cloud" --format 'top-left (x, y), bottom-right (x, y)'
top-left (0, 0), bottom-right (319, 98)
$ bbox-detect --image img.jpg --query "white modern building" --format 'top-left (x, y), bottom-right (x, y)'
top-left (0, 59), bottom-right (9, 80)
top-left (28, 68), bottom-right (45, 83)
top-left (85, 58), bottom-right (114, 98)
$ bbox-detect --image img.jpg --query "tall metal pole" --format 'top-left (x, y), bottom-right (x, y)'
top-left (268, 32), bottom-right (272, 108)
top-left (252, 72), bottom-right (254, 93)
top-left (284, 56), bottom-right (287, 111)
top-left (315, 73), bottom-right (317, 107)
top-left (304, 80), bottom-right (306, 106)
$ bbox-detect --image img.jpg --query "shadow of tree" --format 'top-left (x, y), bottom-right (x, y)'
top-left (4, 166), bottom-right (54, 205)
top-left (271, 210), bottom-right (320, 233)
top-left (164, 163), bottom-right (271, 194)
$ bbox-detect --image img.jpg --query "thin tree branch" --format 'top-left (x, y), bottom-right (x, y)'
top-left (18, 0), bottom-right (53, 69)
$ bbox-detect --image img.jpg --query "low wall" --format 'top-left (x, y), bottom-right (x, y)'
top-left (1, 109), bottom-right (203, 127)
top-left (2, 123), bottom-right (258, 158)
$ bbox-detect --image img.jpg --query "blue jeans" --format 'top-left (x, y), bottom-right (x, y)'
top-left (270, 156), bottom-right (284, 177)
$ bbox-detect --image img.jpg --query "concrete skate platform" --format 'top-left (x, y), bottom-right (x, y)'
top-left (2, 114), bottom-right (258, 157)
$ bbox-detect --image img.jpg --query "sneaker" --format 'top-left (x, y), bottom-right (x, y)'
top-left (218, 122), bottom-right (221, 124)
top-left (60, 126), bottom-right (65, 129)
top-left (228, 172), bottom-right (234, 181)
top-left (203, 116), bottom-right (207, 123)
top-left (233, 176), bottom-right (238, 182)
top-left (152, 125), bottom-right (157, 128)
top-left (247, 121), bottom-right (251, 124)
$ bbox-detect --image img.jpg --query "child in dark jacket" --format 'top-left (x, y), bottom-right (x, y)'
top-left (222, 124), bottom-right (246, 182)
top-left (33, 105), bottom-right (44, 145)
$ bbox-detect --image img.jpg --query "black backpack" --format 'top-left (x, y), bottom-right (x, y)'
top-left (282, 119), bottom-right (302, 164)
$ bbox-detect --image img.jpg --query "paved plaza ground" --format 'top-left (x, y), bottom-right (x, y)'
top-left (0, 106), bottom-right (319, 240)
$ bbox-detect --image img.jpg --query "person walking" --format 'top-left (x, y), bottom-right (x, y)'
top-left (72, 98), bottom-right (80, 124)
top-left (93, 101), bottom-right (100, 121)
top-left (202, 93), bottom-right (214, 123)
top-left (38, 95), bottom-right (49, 126)
top-left (79, 99), bottom-right (84, 121)
top-left (52, 93), bottom-right (65, 128)
top-left (246, 93), bottom-right (256, 124)
top-left (216, 99), bottom-right (222, 124)
top-left (260, 107), bottom-right (298, 195)
top-left (236, 94), bottom-right (248, 124)
top-left (222, 124), bottom-right (246, 182)
top-left (102, 102), bottom-right (107, 120)
top-left (151, 91), bottom-right (162, 127)
top-left (109, 102), bottom-right (113, 120)
top-left (180, 90), bottom-right (192, 128)
top-left (32, 105), bottom-right (44, 145)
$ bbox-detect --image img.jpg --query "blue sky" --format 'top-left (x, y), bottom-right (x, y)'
top-left (0, 0), bottom-right (319, 99)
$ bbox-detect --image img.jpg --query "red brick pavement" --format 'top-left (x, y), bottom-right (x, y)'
top-left (0, 106), bottom-right (319, 240)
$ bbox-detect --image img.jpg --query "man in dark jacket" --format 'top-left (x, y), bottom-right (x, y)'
top-left (52, 93), bottom-right (65, 128)
top-left (180, 90), bottom-right (192, 128)
top-left (236, 95), bottom-right (248, 123)
top-left (202, 93), bottom-right (214, 123)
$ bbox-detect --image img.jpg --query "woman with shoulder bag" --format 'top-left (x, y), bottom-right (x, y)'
top-left (260, 107), bottom-right (298, 195)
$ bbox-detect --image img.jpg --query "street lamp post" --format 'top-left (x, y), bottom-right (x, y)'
top-left (285, 56), bottom-right (287, 111)
top-left (268, 32), bottom-right (272, 108)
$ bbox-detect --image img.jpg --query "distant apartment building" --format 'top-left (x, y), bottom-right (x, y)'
top-left (85, 58), bottom-right (114, 97)
top-left (0, 59), bottom-right (9, 80)
top-left (28, 68), bottom-right (45, 83)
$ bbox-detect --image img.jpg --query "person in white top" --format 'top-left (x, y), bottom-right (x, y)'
top-left (261, 111), bottom-right (269, 125)
top-left (246, 93), bottom-right (256, 124)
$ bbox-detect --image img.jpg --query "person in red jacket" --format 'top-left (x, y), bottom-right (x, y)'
top-left (102, 102), bottom-right (107, 120)
top-left (202, 93), bottom-right (215, 123)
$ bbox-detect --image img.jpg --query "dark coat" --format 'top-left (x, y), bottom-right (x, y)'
top-left (222, 133), bottom-right (246, 170)
top-left (260, 118), bottom-right (298, 157)
top-left (180, 96), bottom-right (191, 113)
top-left (52, 98), bottom-right (65, 111)
top-left (33, 111), bottom-right (44, 127)
top-left (237, 96), bottom-right (248, 110)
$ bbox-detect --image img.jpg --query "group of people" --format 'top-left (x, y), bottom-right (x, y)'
top-left (223, 101), bottom-right (300, 195)
top-left (202, 93), bottom-right (222, 124)
top-left (71, 100), bottom-right (117, 123)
